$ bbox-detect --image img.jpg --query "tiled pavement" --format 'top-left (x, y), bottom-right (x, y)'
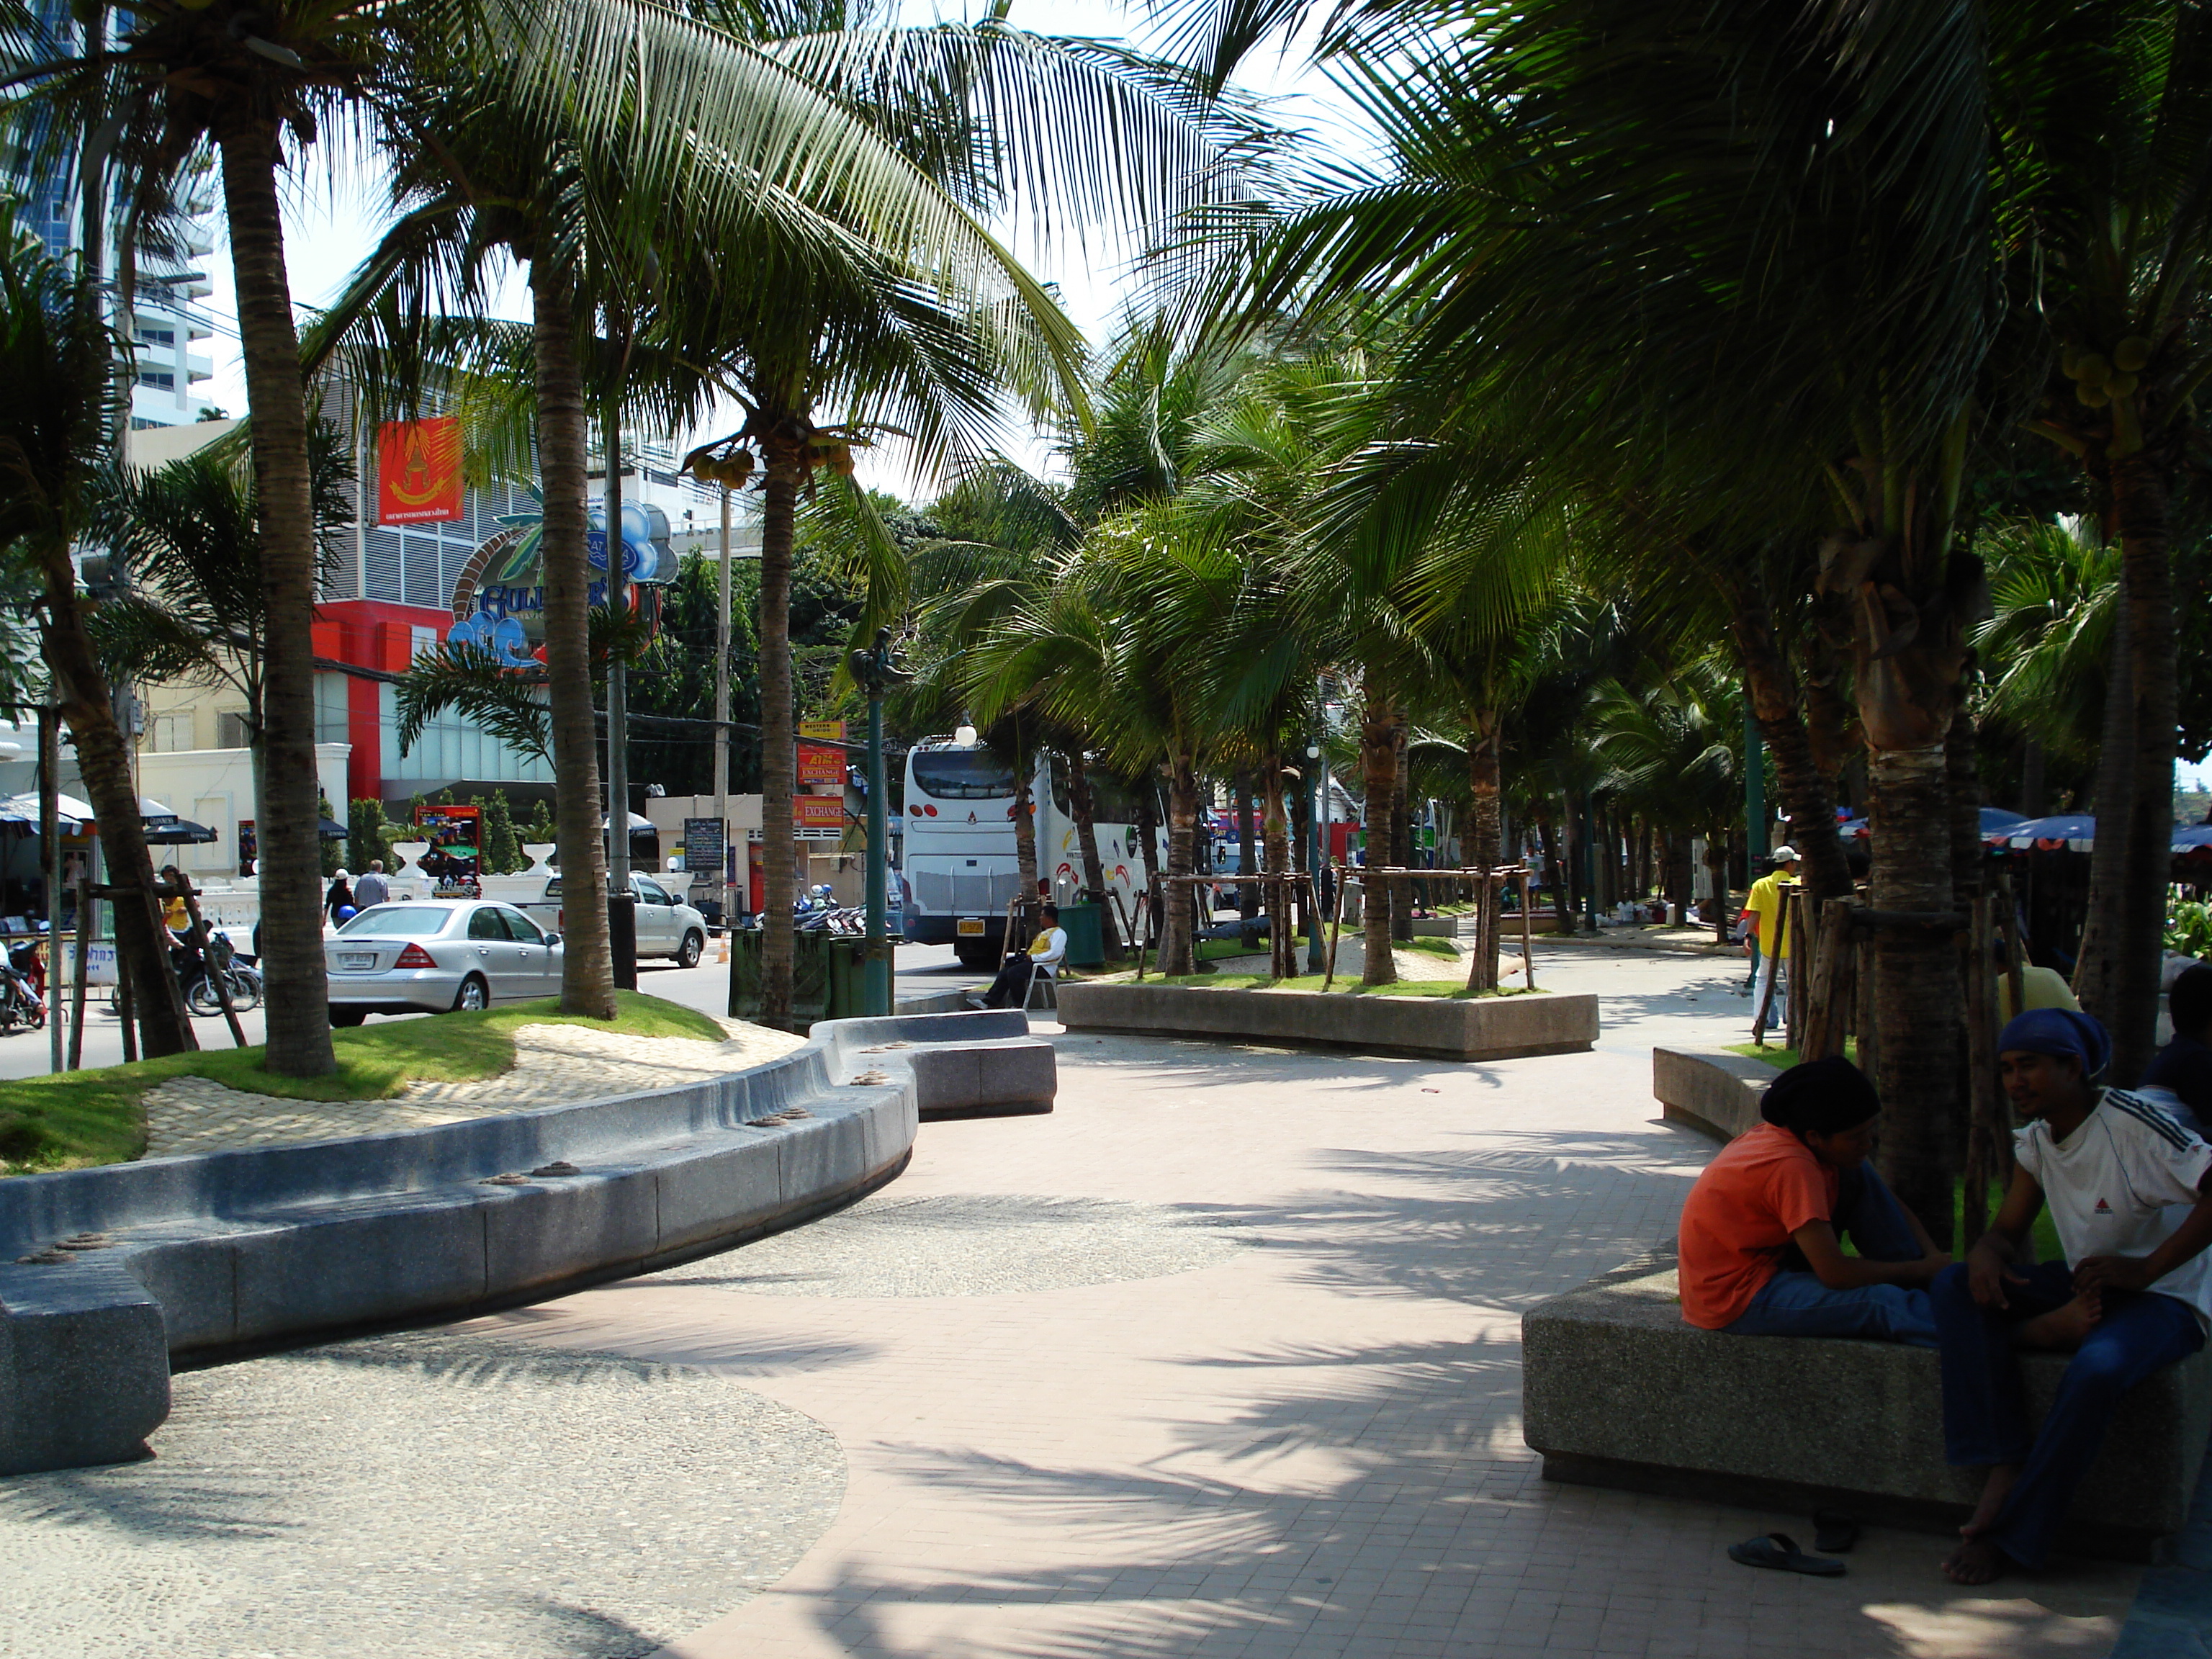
top-left (451, 945), bottom-right (2154, 1659)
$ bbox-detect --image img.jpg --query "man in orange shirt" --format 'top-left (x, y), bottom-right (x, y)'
top-left (1678, 1056), bottom-right (1951, 1341)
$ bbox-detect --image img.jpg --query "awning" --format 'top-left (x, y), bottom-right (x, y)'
top-left (318, 817), bottom-right (349, 838)
top-left (2005, 814), bottom-right (2096, 852)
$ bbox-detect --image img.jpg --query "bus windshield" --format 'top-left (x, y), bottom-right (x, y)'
top-left (912, 747), bottom-right (1017, 801)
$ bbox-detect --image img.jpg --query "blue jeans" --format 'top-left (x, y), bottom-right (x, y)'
top-left (1723, 1162), bottom-right (1937, 1346)
top-left (1932, 1259), bottom-right (2205, 1569)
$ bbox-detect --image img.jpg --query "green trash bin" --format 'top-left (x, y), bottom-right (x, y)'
top-left (729, 930), bottom-right (841, 1026)
top-left (826, 936), bottom-right (867, 1020)
top-left (1058, 900), bottom-right (1106, 968)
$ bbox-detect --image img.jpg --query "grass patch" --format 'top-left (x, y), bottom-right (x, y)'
top-left (1195, 935), bottom-right (1262, 963)
top-left (1140, 971), bottom-right (1542, 1000)
top-left (1401, 936), bottom-right (1462, 958)
top-left (0, 991), bottom-right (729, 1177)
top-left (1728, 1040), bottom-right (1860, 1069)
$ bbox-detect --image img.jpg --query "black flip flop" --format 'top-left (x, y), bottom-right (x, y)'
top-left (1728, 1532), bottom-right (1846, 1576)
top-left (1813, 1511), bottom-right (1861, 1554)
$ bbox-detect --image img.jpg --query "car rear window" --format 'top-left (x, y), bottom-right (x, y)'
top-left (335, 907), bottom-right (455, 938)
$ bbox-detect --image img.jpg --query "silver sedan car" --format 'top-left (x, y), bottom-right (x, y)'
top-left (324, 900), bottom-right (564, 1025)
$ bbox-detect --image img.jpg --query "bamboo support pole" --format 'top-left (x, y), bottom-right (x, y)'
top-left (173, 874), bottom-right (246, 1048)
top-left (67, 878), bottom-right (89, 1071)
top-left (1518, 871), bottom-right (1536, 991)
top-left (1323, 866), bottom-right (1349, 989)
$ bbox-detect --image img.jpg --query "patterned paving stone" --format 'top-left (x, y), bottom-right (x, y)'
top-left (651, 1191), bottom-right (1251, 1298)
top-left (0, 1328), bottom-right (844, 1659)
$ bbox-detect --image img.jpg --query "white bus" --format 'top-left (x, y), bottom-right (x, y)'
top-left (902, 739), bottom-right (1157, 965)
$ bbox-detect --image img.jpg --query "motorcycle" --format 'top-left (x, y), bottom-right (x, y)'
top-left (0, 940), bottom-right (46, 1033)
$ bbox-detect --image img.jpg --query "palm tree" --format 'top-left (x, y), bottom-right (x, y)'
top-left (84, 424), bottom-right (354, 847)
top-left (1991, 5), bottom-right (2212, 1079)
top-left (0, 217), bottom-right (193, 1054)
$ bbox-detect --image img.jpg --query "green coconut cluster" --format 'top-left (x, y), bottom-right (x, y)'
top-left (2062, 334), bottom-right (2154, 407)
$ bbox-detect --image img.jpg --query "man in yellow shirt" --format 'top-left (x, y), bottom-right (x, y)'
top-left (1743, 846), bottom-right (1799, 1030)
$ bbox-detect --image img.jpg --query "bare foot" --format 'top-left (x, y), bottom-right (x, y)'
top-left (1961, 1465), bottom-right (2019, 1538)
top-left (2017, 1294), bottom-right (2100, 1351)
top-left (1942, 1536), bottom-right (2013, 1585)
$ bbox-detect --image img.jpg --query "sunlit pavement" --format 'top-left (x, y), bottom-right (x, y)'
top-left (3, 938), bottom-right (2190, 1658)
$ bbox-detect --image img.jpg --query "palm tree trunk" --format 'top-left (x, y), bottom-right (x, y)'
top-left (1728, 585), bottom-right (1853, 905)
top-left (1871, 739), bottom-right (1965, 1249)
top-left (1065, 749), bottom-right (1120, 958)
top-left (213, 116), bottom-right (332, 1076)
top-left (1161, 746), bottom-right (1200, 976)
top-left (530, 260), bottom-right (616, 1020)
top-left (1359, 681), bottom-right (1397, 984)
top-left (1262, 754), bottom-right (1291, 979)
top-left (1391, 717), bottom-right (1414, 940)
top-left (30, 549), bottom-right (194, 1056)
top-left (757, 427), bottom-right (803, 1025)
top-left (1013, 731), bottom-right (1040, 925)
top-left (2074, 577), bottom-right (2133, 1012)
top-left (1468, 713), bottom-right (1502, 990)
top-left (2098, 459), bottom-right (2177, 1086)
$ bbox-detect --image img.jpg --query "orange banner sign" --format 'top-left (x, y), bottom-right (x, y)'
top-left (798, 745), bottom-right (845, 786)
top-left (377, 417), bottom-right (465, 524)
top-left (794, 796), bottom-right (845, 829)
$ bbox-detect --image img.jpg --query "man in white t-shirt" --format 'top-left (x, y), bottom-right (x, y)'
top-left (1933, 1008), bottom-right (2212, 1584)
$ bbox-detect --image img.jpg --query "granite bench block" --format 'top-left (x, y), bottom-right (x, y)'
top-left (228, 1191), bottom-right (490, 1344)
top-left (654, 1138), bottom-right (793, 1254)
top-left (482, 1167), bottom-right (662, 1292)
top-left (0, 1258), bottom-right (169, 1476)
top-left (1523, 1256), bottom-right (2212, 1557)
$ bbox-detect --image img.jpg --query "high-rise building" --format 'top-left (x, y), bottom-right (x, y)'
top-left (9, 3), bottom-right (222, 428)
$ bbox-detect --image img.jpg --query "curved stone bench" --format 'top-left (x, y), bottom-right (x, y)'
top-left (0, 1009), bottom-right (1051, 1478)
top-left (1524, 1251), bottom-right (2212, 1560)
top-left (1056, 981), bottom-right (1598, 1061)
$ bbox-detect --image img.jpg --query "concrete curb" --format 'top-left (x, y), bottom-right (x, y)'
top-left (0, 1009), bottom-right (1046, 1478)
top-left (1055, 981), bottom-right (1598, 1061)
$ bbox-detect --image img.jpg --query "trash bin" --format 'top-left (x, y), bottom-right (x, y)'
top-left (730, 930), bottom-right (853, 1026)
top-left (1058, 900), bottom-right (1107, 968)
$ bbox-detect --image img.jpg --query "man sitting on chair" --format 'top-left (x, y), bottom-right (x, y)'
top-left (971, 906), bottom-right (1066, 1009)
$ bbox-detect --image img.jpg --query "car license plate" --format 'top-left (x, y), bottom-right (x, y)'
top-left (339, 953), bottom-right (374, 968)
top-left (957, 918), bottom-right (985, 935)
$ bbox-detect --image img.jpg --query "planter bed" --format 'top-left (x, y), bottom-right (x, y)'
top-left (1055, 980), bottom-right (1598, 1061)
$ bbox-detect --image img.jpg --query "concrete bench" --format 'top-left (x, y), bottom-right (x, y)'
top-left (1056, 981), bottom-right (1597, 1061)
top-left (829, 1008), bottom-right (1057, 1118)
top-left (0, 1008), bottom-right (1053, 1478)
top-left (1522, 1254), bottom-right (2212, 1559)
top-left (1653, 1048), bottom-right (1773, 1142)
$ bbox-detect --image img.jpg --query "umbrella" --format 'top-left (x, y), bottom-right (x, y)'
top-left (318, 817), bottom-right (349, 837)
top-left (2007, 814), bottom-right (2095, 852)
top-left (0, 792), bottom-right (90, 832)
top-left (2173, 824), bottom-right (2212, 858)
top-left (601, 811), bottom-right (656, 832)
top-left (143, 817), bottom-right (217, 845)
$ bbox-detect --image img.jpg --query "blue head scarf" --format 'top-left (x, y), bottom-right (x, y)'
top-left (1998, 1008), bottom-right (2112, 1082)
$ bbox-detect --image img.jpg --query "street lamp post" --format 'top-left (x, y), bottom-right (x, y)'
top-left (1306, 740), bottom-right (1325, 972)
top-left (848, 629), bottom-right (911, 1017)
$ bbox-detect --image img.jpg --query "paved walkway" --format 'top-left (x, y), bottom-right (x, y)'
top-left (143, 1017), bottom-right (806, 1157)
top-left (1, 942), bottom-right (2182, 1657)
